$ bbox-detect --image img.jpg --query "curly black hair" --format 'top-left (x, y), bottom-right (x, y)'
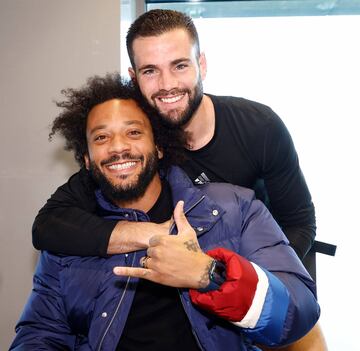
top-left (50, 72), bottom-right (187, 168)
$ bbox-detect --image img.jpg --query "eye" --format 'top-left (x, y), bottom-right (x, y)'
top-left (94, 134), bottom-right (107, 142)
top-left (175, 63), bottom-right (188, 70)
top-left (142, 68), bottom-right (155, 76)
top-left (128, 129), bottom-right (142, 137)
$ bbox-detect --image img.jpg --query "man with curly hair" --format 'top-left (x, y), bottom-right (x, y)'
top-left (31, 9), bottom-right (325, 350)
top-left (11, 73), bottom-right (319, 350)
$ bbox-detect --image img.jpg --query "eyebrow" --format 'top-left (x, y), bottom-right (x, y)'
top-left (88, 120), bottom-right (145, 135)
top-left (138, 58), bottom-right (191, 72)
top-left (171, 58), bottom-right (191, 66)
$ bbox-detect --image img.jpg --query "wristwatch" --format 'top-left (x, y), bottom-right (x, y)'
top-left (198, 259), bottom-right (227, 292)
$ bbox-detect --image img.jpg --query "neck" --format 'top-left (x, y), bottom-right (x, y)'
top-left (113, 174), bottom-right (162, 213)
top-left (183, 95), bottom-right (215, 151)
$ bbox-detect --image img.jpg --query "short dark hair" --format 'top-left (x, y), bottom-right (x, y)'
top-left (50, 72), bottom-right (186, 168)
top-left (126, 9), bottom-right (200, 68)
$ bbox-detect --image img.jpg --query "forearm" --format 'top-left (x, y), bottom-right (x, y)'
top-left (32, 170), bottom-right (117, 256)
top-left (107, 221), bottom-right (170, 254)
top-left (262, 111), bottom-right (317, 261)
top-left (33, 207), bottom-right (116, 256)
top-left (189, 248), bottom-right (319, 347)
top-left (283, 223), bottom-right (316, 260)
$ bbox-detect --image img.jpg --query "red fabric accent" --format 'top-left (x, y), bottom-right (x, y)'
top-left (189, 247), bottom-right (258, 321)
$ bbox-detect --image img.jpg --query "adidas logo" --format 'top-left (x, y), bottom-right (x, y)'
top-left (194, 172), bottom-right (210, 185)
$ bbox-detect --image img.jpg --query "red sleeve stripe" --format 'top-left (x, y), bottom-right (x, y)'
top-left (232, 262), bottom-right (269, 327)
top-left (189, 248), bottom-right (260, 322)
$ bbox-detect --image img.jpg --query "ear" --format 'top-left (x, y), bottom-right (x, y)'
top-left (84, 154), bottom-right (90, 170)
top-left (199, 52), bottom-right (207, 81)
top-left (128, 67), bottom-right (136, 82)
top-left (156, 146), bottom-right (164, 160)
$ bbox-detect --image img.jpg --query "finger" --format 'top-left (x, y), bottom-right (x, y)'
top-left (140, 256), bottom-right (151, 269)
top-left (113, 266), bottom-right (153, 279)
top-left (146, 247), bottom-right (156, 258)
top-left (173, 200), bottom-right (193, 235)
top-left (148, 234), bottom-right (165, 247)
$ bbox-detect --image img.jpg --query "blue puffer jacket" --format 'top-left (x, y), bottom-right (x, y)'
top-left (11, 167), bottom-right (319, 350)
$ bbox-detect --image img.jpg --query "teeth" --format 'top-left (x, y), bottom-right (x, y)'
top-left (108, 162), bottom-right (136, 171)
top-left (160, 95), bottom-right (183, 103)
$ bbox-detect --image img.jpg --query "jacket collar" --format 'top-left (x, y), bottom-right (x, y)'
top-left (165, 166), bottom-right (225, 236)
top-left (95, 166), bottom-right (225, 235)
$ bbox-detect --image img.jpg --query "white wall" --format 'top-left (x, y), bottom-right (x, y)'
top-left (0, 1), bottom-right (120, 348)
top-left (196, 15), bottom-right (360, 350)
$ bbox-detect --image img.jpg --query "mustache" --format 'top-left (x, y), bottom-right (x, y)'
top-left (151, 88), bottom-right (190, 100)
top-left (100, 153), bottom-right (144, 166)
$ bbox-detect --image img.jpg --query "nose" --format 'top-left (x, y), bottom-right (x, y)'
top-left (158, 69), bottom-right (177, 91)
top-left (108, 135), bottom-right (131, 154)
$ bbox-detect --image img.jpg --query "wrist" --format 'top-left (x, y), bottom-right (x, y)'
top-left (108, 221), bottom-right (147, 254)
top-left (196, 256), bottom-right (212, 289)
top-left (198, 257), bottom-right (226, 292)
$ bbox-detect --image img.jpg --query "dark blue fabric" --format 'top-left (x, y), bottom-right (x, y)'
top-left (11, 166), bottom-right (319, 350)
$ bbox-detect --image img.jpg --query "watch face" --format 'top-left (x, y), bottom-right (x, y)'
top-left (210, 260), bottom-right (226, 286)
top-left (198, 259), bottom-right (227, 293)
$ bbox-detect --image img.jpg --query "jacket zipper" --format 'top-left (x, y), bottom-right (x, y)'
top-left (98, 196), bottom-right (205, 350)
top-left (96, 253), bottom-right (136, 351)
top-left (176, 195), bottom-right (206, 350)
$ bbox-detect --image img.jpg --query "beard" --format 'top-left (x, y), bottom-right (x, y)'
top-left (150, 76), bottom-right (203, 128)
top-left (89, 150), bottom-right (158, 204)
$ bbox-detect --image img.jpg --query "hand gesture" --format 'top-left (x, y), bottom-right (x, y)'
top-left (113, 201), bottom-right (212, 289)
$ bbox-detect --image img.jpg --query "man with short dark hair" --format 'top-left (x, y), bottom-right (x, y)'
top-left (11, 73), bottom-right (319, 350)
top-left (31, 9), bottom-right (324, 350)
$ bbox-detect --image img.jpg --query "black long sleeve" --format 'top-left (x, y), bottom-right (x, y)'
top-left (260, 108), bottom-right (316, 259)
top-left (32, 168), bottom-right (116, 256)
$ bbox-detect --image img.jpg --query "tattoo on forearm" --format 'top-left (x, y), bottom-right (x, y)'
top-left (184, 239), bottom-right (200, 252)
top-left (198, 260), bottom-right (212, 288)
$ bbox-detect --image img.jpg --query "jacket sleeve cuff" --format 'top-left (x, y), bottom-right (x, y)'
top-left (189, 247), bottom-right (259, 321)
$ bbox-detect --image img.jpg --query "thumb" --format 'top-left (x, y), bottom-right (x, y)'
top-left (173, 200), bottom-right (191, 235)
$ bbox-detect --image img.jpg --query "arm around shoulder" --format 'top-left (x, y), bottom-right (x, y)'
top-left (32, 169), bottom-right (116, 256)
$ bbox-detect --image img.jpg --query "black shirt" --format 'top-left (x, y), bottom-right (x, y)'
top-left (116, 180), bottom-right (199, 350)
top-left (183, 95), bottom-right (315, 259)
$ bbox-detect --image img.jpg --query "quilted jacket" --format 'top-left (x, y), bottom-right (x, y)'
top-left (11, 166), bottom-right (320, 350)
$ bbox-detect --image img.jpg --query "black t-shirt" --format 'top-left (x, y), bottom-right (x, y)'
top-left (32, 95), bottom-right (315, 260)
top-left (116, 180), bottom-right (200, 351)
top-left (182, 95), bottom-right (316, 258)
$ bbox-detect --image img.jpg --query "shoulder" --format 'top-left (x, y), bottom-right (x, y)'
top-left (208, 94), bottom-right (276, 118)
top-left (208, 94), bottom-right (286, 137)
top-left (200, 182), bottom-right (256, 213)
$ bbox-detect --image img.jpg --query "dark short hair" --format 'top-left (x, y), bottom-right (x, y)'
top-left (50, 72), bottom-right (186, 168)
top-left (126, 9), bottom-right (200, 68)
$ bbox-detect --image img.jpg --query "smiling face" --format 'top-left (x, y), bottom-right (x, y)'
top-left (84, 98), bottom-right (163, 208)
top-left (129, 29), bottom-right (207, 128)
